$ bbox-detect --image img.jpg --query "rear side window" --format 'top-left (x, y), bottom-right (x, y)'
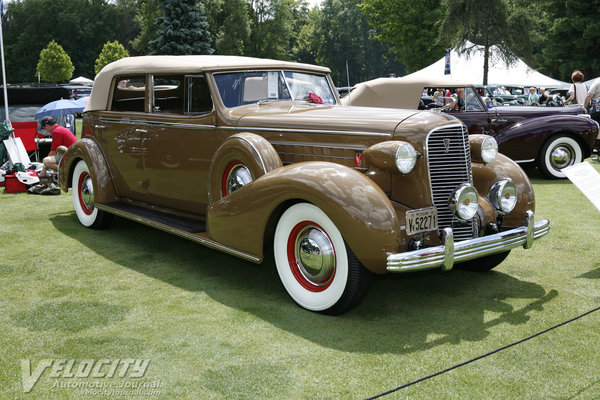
top-left (153, 75), bottom-right (184, 113)
top-left (111, 76), bottom-right (146, 112)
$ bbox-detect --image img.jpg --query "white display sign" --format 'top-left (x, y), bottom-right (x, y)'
top-left (562, 161), bottom-right (600, 212)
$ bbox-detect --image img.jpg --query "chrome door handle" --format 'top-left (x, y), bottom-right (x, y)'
top-left (94, 125), bottom-right (106, 129)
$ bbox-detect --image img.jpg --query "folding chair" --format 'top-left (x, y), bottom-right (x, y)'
top-left (11, 121), bottom-right (40, 162)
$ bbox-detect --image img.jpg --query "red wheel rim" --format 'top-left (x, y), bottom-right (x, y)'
top-left (77, 171), bottom-right (93, 215)
top-left (286, 220), bottom-right (336, 292)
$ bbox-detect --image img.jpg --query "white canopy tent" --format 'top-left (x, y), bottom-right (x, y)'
top-left (404, 42), bottom-right (568, 88)
top-left (69, 76), bottom-right (94, 85)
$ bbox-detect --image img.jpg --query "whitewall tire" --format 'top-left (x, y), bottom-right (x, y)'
top-left (274, 203), bottom-right (371, 314)
top-left (538, 135), bottom-right (583, 179)
top-left (72, 160), bottom-right (112, 229)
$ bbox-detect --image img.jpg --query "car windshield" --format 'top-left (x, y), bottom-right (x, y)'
top-left (213, 70), bottom-right (337, 108)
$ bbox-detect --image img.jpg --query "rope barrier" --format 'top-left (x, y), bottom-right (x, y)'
top-left (365, 304), bottom-right (600, 400)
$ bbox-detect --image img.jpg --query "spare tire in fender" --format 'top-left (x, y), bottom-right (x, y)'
top-left (208, 133), bottom-right (282, 205)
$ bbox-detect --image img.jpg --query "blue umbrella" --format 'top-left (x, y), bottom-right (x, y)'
top-left (34, 99), bottom-right (85, 119)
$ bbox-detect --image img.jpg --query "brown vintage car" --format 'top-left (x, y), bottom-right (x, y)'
top-left (342, 77), bottom-right (599, 179)
top-left (58, 56), bottom-right (550, 314)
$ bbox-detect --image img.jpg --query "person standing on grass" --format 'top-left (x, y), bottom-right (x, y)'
top-left (39, 116), bottom-right (77, 176)
top-left (584, 79), bottom-right (600, 123)
top-left (565, 70), bottom-right (588, 105)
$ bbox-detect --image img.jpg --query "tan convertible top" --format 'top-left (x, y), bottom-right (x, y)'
top-left (87, 55), bottom-right (331, 112)
top-left (341, 76), bottom-right (474, 109)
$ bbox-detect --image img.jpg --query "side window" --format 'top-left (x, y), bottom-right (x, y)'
top-left (185, 75), bottom-right (213, 114)
top-left (111, 76), bottom-right (146, 112)
top-left (153, 75), bottom-right (184, 114)
top-left (465, 87), bottom-right (484, 111)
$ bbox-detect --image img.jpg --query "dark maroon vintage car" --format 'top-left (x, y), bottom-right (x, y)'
top-left (343, 77), bottom-right (600, 179)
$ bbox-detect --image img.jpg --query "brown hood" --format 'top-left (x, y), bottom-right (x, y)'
top-left (231, 101), bottom-right (460, 140)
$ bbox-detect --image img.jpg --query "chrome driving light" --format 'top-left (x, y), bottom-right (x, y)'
top-left (481, 136), bottom-right (498, 163)
top-left (449, 184), bottom-right (479, 221)
top-left (395, 142), bottom-right (417, 174)
top-left (489, 179), bottom-right (517, 214)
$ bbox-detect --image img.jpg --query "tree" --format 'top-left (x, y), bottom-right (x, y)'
top-left (95, 41), bottom-right (130, 74)
top-left (36, 40), bottom-right (74, 82)
top-left (149, 0), bottom-right (213, 55)
top-left (130, 0), bottom-right (161, 55)
top-left (437, 0), bottom-right (531, 85)
top-left (298, 0), bottom-right (403, 85)
top-left (205, 0), bottom-right (251, 55)
top-left (360, 0), bottom-right (446, 73)
top-left (534, 0), bottom-right (600, 81)
top-left (3, 0), bottom-right (137, 82)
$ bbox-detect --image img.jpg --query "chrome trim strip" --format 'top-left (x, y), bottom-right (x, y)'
top-left (235, 125), bottom-right (392, 137)
top-left (95, 203), bottom-right (262, 264)
top-left (387, 211), bottom-right (550, 272)
top-left (96, 117), bottom-right (390, 137)
top-left (98, 117), bottom-right (217, 130)
top-left (514, 159), bottom-right (536, 163)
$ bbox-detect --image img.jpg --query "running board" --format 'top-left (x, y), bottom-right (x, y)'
top-left (95, 202), bottom-right (263, 264)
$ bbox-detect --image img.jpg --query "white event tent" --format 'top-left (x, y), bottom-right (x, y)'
top-left (404, 42), bottom-right (568, 88)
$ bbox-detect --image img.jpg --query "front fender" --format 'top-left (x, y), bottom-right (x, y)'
top-left (58, 138), bottom-right (118, 203)
top-left (495, 115), bottom-right (597, 160)
top-left (206, 162), bottom-right (400, 274)
top-left (472, 153), bottom-right (535, 229)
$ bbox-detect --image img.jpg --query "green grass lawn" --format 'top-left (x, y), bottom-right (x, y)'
top-left (1, 161), bottom-right (599, 399)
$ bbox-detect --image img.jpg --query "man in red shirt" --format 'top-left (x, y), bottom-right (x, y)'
top-left (40, 116), bottom-right (77, 175)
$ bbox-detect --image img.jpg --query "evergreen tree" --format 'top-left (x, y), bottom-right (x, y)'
top-left (95, 41), bottom-right (130, 74)
top-left (149, 0), bottom-right (213, 55)
top-left (536, 0), bottom-right (600, 81)
top-left (36, 40), bottom-right (74, 83)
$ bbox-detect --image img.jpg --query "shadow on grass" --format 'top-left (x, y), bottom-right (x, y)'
top-left (51, 212), bottom-right (557, 354)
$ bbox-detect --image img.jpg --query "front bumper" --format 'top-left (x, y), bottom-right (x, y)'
top-left (387, 211), bottom-right (550, 272)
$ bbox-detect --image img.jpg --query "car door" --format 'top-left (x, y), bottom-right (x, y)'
top-left (95, 75), bottom-right (151, 201)
top-left (142, 74), bottom-right (224, 214)
top-left (443, 87), bottom-right (493, 136)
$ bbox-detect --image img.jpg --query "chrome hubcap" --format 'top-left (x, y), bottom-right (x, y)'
top-left (225, 165), bottom-right (252, 195)
top-left (550, 145), bottom-right (574, 169)
top-left (295, 227), bottom-right (336, 286)
top-left (80, 175), bottom-right (94, 210)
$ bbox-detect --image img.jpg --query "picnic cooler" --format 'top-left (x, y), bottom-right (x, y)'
top-left (4, 170), bottom-right (38, 193)
top-left (4, 173), bottom-right (26, 193)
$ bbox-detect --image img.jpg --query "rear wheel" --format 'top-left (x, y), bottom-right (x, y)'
top-left (538, 135), bottom-right (582, 179)
top-left (455, 251), bottom-right (510, 272)
top-left (72, 160), bottom-right (113, 229)
top-left (274, 203), bottom-right (371, 315)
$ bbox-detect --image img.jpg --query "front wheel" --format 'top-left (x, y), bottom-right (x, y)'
top-left (274, 203), bottom-right (371, 315)
top-left (538, 135), bottom-right (583, 179)
top-left (72, 160), bottom-right (113, 229)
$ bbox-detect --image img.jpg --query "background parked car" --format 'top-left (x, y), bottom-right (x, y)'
top-left (343, 77), bottom-right (599, 179)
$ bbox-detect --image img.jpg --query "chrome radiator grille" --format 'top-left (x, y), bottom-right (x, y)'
top-left (427, 125), bottom-right (477, 241)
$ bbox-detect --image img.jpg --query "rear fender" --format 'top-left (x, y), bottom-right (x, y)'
top-left (207, 161), bottom-right (400, 274)
top-left (58, 138), bottom-right (118, 203)
top-left (496, 115), bottom-right (597, 159)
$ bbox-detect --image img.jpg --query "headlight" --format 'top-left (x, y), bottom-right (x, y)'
top-left (481, 136), bottom-right (498, 163)
top-left (395, 142), bottom-right (417, 174)
top-left (489, 179), bottom-right (517, 214)
top-left (469, 134), bottom-right (498, 164)
top-left (449, 184), bottom-right (479, 221)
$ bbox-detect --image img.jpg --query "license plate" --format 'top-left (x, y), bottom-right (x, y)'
top-left (405, 207), bottom-right (438, 236)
